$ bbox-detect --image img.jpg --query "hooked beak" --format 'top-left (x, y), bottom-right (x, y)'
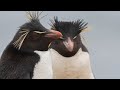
top-left (45, 30), bottom-right (63, 39)
top-left (63, 37), bottom-right (74, 52)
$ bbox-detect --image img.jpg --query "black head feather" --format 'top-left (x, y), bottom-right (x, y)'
top-left (51, 17), bottom-right (88, 38)
top-left (21, 11), bottom-right (47, 32)
top-left (50, 17), bottom-right (88, 57)
top-left (10, 12), bottom-right (62, 52)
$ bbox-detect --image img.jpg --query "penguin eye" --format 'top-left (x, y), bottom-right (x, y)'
top-left (31, 32), bottom-right (40, 40)
top-left (31, 31), bottom-right (46, 40)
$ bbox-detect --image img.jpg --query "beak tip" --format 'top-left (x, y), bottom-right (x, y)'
top-left (56, 31), bottom-right (63, 38)
top-left (50, 30), bottom-right (63, 39)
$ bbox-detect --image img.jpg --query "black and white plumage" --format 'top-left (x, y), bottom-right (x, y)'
top-left (0, 12), bottom-right (62, 79)
top-left (50, 17), bottom-right (94, 79)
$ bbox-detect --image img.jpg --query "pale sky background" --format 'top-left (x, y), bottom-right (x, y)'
top-left (0, 11), bottom-right (120, 79)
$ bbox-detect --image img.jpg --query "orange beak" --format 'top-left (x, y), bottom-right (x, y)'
top-left (45, 30), bottom-right (63, 39)
top-left (63, 37), bottom-right (74, 52)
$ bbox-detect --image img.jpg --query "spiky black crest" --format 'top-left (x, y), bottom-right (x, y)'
top-left (12, 11), bottom-right (47, 50)
top-left (50, 17), bottom-right (89, 57)
top-left (21, 11), bottom-right (47, 31)
top-left (51, 17), bottom-right (88, 33)
top-left (26, 11), bottom-right (42, 22)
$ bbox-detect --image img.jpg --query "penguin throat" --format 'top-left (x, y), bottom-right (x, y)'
top-left (50, 48), bottom-right (83, 58)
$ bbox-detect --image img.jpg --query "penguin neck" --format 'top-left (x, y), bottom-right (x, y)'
top-left (32, 50), bottom-right (53, 79)
top-left (34, 50), bottom-right (50, 56)
top-left (50, 48), bottom-right (83, 59)
top-left (1, 44), bottom-right (35, 60)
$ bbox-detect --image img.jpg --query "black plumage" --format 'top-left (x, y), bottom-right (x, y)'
top-left (0, 12), bottom-right (62, 79)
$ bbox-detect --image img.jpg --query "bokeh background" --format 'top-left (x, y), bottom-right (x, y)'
top-left (0, 11), bottom-right (120, 79)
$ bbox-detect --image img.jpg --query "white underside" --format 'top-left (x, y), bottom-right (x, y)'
top-left (32, 50), bottom-right (53, 79)
top-left (32, 48), bottom-right (94, 79)
top-left (50, 48), bottom-right (94, 79)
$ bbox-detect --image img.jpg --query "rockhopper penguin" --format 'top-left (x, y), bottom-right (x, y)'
top-left (50, 17), bottom-right (94, 79)
top-left (0, 12), bottom-right (62, 79)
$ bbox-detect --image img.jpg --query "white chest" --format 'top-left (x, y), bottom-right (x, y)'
top-left (32, 50), bottom-right (53, 79)
top-left (50, 48), bottom-right (94, 79)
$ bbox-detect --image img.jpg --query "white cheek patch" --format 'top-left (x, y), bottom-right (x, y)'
top-left (32, 50), bottom-right (53, 79)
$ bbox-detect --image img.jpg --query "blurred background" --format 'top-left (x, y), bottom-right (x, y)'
top-left (0, 11), bottom-right (120, 79)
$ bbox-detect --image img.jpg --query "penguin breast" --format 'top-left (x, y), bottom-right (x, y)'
top-left (50, 48), bottom-right (94, 79)
top-left (32, 50), bottom-right (53, 79)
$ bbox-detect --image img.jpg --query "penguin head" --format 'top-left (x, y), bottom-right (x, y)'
top-left (11, 12), bottom-right (62, 52)
top-left (50, 17), bottom-right (88, 57)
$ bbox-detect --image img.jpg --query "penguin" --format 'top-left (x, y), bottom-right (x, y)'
top-left (0, 12), bottom-right (62, 79)
top-left (49, 17), bottom-right (95, 79)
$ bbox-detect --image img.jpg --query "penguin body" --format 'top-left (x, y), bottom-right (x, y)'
top-left (0, 12), bottom-right (62, 79)
top-left (50, 17), bottom-right (94, 79)
top-left (0, 45), bottom-right (39, 79)
top-left (50, 48), bottom-right (94, 79)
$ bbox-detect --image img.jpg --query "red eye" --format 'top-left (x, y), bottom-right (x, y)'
top-left (31, 32), bottom-right (40, 40)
